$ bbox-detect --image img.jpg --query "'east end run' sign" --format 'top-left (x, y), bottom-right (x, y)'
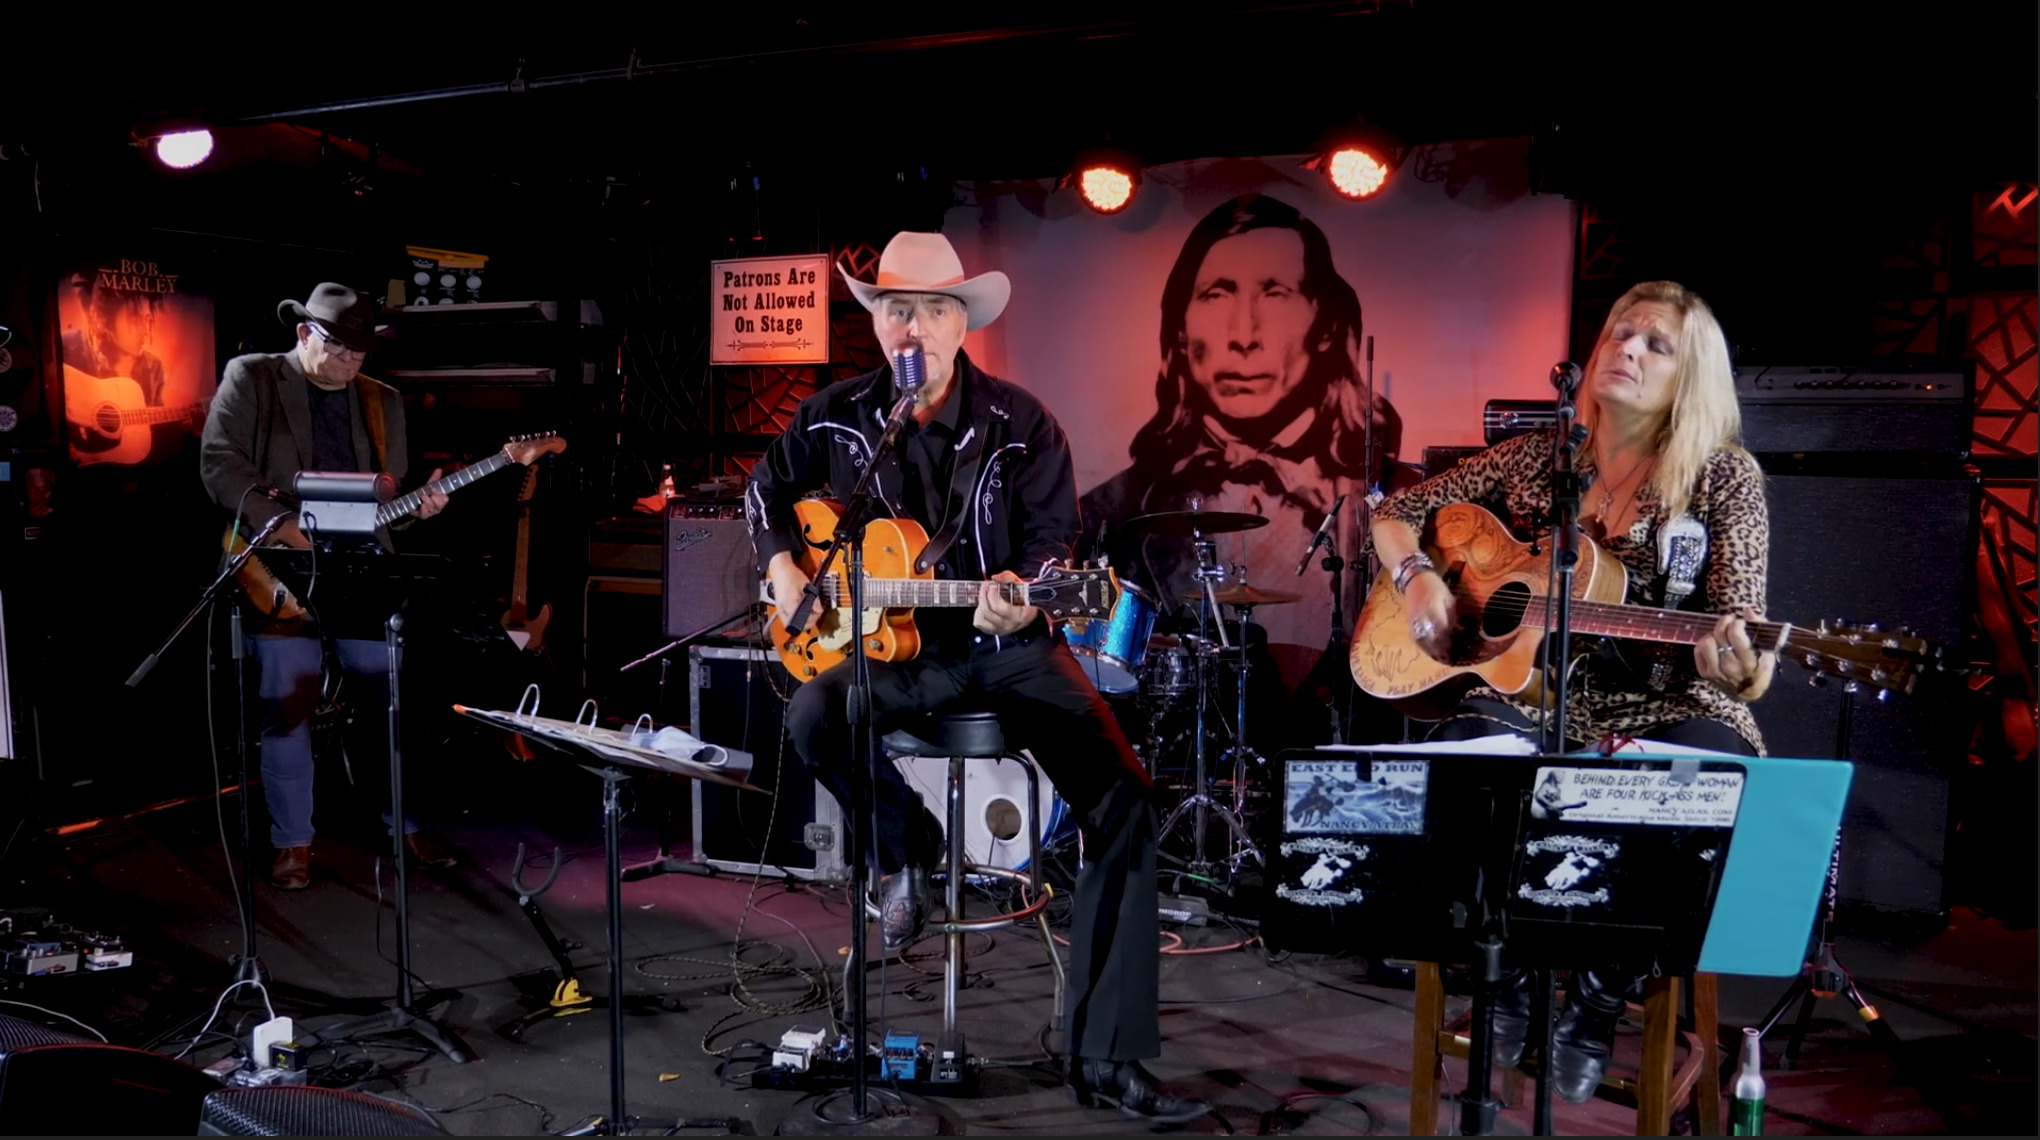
top-left (710, 254), bottom-right (831, 365)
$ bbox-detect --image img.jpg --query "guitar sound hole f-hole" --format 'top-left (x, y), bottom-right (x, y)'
top-left (1481, 581), bottom-right (1533, 639)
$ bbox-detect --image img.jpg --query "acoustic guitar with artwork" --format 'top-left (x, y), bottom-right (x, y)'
top-left (1348, 501), bottom-right (1956, 719)
top-left (765, 498), bottom-right (1122, 680)
top-left (64, 363), bottom-right (211, 466)
top-left (224, 433), bottom-right (567, 621)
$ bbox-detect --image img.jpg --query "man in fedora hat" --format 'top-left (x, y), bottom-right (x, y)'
top-left (748, 233), bottom-right (1208, 1122)
top-left (199, 283), bottom-right (456, 890)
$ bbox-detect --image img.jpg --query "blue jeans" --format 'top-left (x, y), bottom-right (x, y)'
top-left (252, 634), bottom-right (419, 849)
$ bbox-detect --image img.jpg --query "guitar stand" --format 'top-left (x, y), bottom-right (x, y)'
top-left (497, 844), bottom-right (680, 1042)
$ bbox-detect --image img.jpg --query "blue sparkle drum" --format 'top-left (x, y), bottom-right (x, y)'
top-left (1066, 580), bottom-right (1157, 694)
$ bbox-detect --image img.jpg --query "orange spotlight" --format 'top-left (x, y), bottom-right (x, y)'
top-left (1305, 121), bottom-right (1404, 200)
top-left (1062, 148), bottom-right (1142, 215)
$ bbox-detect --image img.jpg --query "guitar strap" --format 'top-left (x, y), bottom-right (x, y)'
top-left (913, 430), bottom-right (988, 576)
top-left (356, 374), bottom-right (389, 471)
top-left (1642, 514), bottom-right (1710, 691)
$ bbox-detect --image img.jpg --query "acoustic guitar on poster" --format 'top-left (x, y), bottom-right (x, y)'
top-left (64, 363), bottom-right (211, 465)
top-left (224, 433), bottom-right (567, 621)
top-left (1348, 501), bottom-right (1955, 719)
top-left (765, 498), bottom-right (1122, 680)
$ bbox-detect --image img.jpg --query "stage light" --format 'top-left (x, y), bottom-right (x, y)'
top-left (1062, 148), bottom-right (1142, 215)
top-left (154, 129), bottom-right (214, 169)
top-left (1305, 121), bottom-right (1404, 200)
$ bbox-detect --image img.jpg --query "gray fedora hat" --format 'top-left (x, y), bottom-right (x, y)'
top-left (277, 282), bottom-right (382, 352)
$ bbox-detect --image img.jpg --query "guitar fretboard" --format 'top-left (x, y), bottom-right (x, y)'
top-left (376, 450), bottom-right (514, 526)
top-left (1508, 595), bottom-right (1791, 651)
top-left (117, 403), bottom-right (207, 427)
top-left (792, 579), bottom-right (1033, 608)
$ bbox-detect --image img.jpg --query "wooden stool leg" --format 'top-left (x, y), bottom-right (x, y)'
top-left (1694, 973), bottom-right (1722, 1136)
top-left (1412, 962), bottom-right (1445, 1137)
top-left (1637, 975), bottom-right (1681, 1137)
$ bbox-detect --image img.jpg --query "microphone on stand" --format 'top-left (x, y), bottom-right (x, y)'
top-left (1550, 361), bottom-right (1583, 396)
top-left (893, 338), bottom-right (926, 398)
top-left (1296, 492), bottom-right (1348, 576)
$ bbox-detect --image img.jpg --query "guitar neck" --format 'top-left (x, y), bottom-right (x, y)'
top-left (1539, 598), bottom-right (1791, 652)
top-left (376, 450), bottom-right (512, 526)
top-left (779, 577), bottom-right (1034, 608)
top-left (121, 402), bottom-right (205, 426)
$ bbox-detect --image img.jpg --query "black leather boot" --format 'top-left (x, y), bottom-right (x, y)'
top-left (1069, 1057), bottom-right (1210, 1124)
top-left (1549, 970), bottom-right (1633, 1103)
top-left (1490, 969), bottom-right (1531, 1068)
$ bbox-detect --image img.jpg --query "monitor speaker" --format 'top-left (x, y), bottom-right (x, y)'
top-left (1751, 469), bottom-right (1976, 918)
top-left (198, 1087), bottom-right (447, 1136)
top-left (689, 645), bottom-right (847, 881)
top-left (662, 502), bottom-right (756, 639)
top-left (0, 1014), bottom-right (217, 1135)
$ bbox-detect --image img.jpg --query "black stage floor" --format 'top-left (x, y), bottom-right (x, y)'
top-left (5, 748), bottom-right (2033, 1137)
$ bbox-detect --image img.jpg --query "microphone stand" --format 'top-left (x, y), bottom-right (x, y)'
top-left (127, 509), bottom-right (294, 987)
top-left (1542, 361), bottom-right (1586, 757)
top-left (778, 363), bottom-right (936, 1133)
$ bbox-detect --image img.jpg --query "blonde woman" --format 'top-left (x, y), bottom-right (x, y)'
top-left (1366, 280), bottom-right (1776, 1100)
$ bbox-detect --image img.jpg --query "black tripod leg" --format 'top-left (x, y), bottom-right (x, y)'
top-left (1782, 988), bottom-right (1818, 1071)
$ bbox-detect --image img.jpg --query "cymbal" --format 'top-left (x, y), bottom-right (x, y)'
top-left (1119, 509), bottom-right (1269, 538)
top-left (1186, 585), bottom-right (1303, 607)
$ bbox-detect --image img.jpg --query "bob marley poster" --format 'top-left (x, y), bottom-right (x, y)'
top-left (58, 256), bottom-right (216, 467)
top-left (945, 139), bottom-right (1573, 695)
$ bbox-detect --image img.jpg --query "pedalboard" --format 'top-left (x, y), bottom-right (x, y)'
top-left (754, 1026), bottom-right (979, 1094)
top-left (0, 908), bottom-right (130, 977)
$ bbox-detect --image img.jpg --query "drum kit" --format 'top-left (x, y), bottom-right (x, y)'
top-left (1066, 504), bottom-right (1300, 882)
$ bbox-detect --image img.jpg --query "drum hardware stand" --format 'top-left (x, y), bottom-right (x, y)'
top-left (1156, 532), bottom-right (1258, 882)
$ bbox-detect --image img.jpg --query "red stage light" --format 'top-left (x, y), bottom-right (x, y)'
top-left (154, 129), bottom-right (214, 169)
top-left (1325, 146), bottom-right (1390, 199)
top-left (1078, 166), bottom-right (1136, 214)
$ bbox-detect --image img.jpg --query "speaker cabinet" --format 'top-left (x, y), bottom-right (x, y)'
top-left (198, 1087), bottom-right (446, 1136)
top-left (688, 645), bottom-right (847, 880)
top-left (0, 1015), bottom-right (217, 1135)
top-left (662, 502), bottom-right (755, 639)
top-left (1752, 469), bottom-right (1977, 918)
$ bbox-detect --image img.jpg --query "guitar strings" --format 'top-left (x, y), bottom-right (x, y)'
top-left (1443, 584), bottom-right (1793, 648)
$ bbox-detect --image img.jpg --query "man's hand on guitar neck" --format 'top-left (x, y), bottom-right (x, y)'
top-left (975, 570), bottom-right (1040, 637)
top-left (415, 469), bottom-right (451, 520)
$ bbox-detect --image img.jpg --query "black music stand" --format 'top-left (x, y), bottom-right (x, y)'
top-left (258, 547), bottom-right (475, 1066)
top-left (456, 701), bottom-right (762, 1136)
top-left (1261, 747), bottom-right (1745, 1136)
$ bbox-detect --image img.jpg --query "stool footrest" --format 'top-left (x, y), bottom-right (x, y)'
top-left (929, 865), bottom-right (1054, 933)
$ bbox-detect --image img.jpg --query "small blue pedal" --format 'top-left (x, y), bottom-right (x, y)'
top-left (879, 1032), bottom-right (920, 1080)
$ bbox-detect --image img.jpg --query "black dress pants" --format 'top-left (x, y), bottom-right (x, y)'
top-left (786, 634), bottom-right (1162, 1061)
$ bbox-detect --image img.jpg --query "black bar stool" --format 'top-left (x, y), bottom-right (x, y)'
top-left (882, 710), bottom-right (1069, 1063)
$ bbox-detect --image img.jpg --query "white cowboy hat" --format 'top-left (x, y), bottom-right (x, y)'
top-left (839, 232), bottom-right (1011, 331)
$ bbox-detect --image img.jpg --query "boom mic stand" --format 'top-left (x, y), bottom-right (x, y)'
top-left (777, 343), bottom-right (939, 1135)
top-left (127, 510), bottom-right (294, 993)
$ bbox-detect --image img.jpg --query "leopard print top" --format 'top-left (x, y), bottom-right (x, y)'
top-left (1378, 430), bottom-right (1769, 754)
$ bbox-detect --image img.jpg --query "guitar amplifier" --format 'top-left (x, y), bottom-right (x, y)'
top-left (688, 645), bottom-right (848, 881)
top-left (662, 500), bottom-right (756, 638)
top-left (1734, 363), bottom-right (1972, 459)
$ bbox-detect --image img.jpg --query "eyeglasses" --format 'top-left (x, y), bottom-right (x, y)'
top-left (308, 322), bottom-right (367, 359)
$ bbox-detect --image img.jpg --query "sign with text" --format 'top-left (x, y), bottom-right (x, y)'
top-left (709, 254), bottom-right (831, 365)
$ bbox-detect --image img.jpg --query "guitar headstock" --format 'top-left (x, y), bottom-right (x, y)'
top-left (1789, 619), bottom-right (1958, 699)
top-left (1031, 562), bottom-right (1122, 622)
top-left (504, 432), bottom-right (567, 466)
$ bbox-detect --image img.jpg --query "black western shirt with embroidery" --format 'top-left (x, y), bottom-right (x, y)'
top-left (746, 350), bottom-right (1081, 661)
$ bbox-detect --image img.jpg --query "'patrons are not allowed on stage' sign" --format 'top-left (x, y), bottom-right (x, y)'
top-left (710, 254), bottom-right (831, 365)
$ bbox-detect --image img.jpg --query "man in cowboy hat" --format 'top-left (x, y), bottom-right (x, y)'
top-left (748, 233), bottom-right (1208, 1122)
top-left (199, 283), bottom-right (455, 890)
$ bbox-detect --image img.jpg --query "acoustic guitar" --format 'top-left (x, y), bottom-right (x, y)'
top-left (1348, 502), bottom-right (1954, 719)
top-left (766, 498), bottom-right (1122, 680)
top-left (225, 433), bottom-right (567, 621)
top-left (64, 364), bottom-right (210, 465)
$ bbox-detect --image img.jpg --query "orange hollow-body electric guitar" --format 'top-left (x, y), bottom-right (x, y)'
top-left (765, 498), bottom-right (1122, 680)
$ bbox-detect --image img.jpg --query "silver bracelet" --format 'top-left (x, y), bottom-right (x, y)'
top-left (1394, 552), bottom-right (1436, 593)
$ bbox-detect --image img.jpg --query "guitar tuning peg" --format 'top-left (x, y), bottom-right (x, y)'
top-left (1809, 673), bottom-right (1828, 687)
top-left (1842, 680), bottom-right (1861, 694)
top-left (1863, 621), bottom-right (1881, 632)
top-left (1876, 688), bottom-right (1891, 703)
